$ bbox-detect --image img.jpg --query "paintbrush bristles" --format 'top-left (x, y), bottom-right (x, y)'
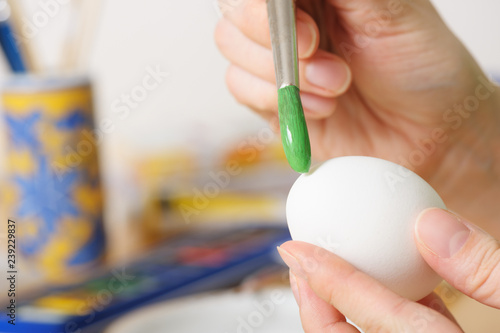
top-left (277, 85), bottom-right (311, 173)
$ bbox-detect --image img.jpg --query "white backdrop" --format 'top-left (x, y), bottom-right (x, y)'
top-left (88, 0), bottom-right (500, 156)
top-left (0, 0), bottom-right (498, 159)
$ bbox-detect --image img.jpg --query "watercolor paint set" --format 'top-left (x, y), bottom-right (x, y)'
top-left (0, 225), bottom-right (290, 333)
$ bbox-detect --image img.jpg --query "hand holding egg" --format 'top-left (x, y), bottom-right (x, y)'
top-left (286, 156), bottom-right (444, 301)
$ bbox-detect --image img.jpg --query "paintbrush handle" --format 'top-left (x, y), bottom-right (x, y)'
top-left (267, 0), bottom-right (299, 89)
top-left (7, 0), bottom-right (40, 73)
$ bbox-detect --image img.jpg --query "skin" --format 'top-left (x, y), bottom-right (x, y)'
top-left (215, 0), bottom-right (500, 331)
top-left (277, 208), bottom-right (500, 332)
top-left (214, 0), bottom-right (500, 239)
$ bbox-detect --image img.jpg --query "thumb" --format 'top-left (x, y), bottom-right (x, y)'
top-left (415, 208), bottom-right (500, 308)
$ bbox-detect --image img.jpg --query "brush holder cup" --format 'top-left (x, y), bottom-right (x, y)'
top-left (1, 75), bottom-right (106, 283)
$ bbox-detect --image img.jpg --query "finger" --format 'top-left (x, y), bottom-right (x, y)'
top-left (225, 65), bottom-right (339, 119)
top-left (325, 0), bottom-right (442, 30)
top-left (215, 18), bottom-right (275, 85)
top-left (415, 208), bottom-right (500, 309)
top-left (220, 0), bottom-right (319, 59)
top-left (418, 292), bottom-right (459, 325)
top-left (216, 18), bottom-right (351, 97)
top-left (226, 64), bottom-right (277, 113)
top-left (225, 65), bottom-right (279, 126)
top-left (300, 92), bottom-right (338, 118)
top-left (291, 272), bottom-right (360, 332)
top-left (278, 241), bottom-right (462, 332)
top-left (299, 51), bottom-right (352, 96)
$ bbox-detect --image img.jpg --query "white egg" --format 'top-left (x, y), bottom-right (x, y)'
top-left (286, 156), bottom-right (444, 301)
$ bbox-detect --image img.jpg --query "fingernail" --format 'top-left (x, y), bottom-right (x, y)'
top-left (416, 208), bottom-right (471, 258)
top-left (296, 18), bottom-right (316, 58)
top-left (305, 57), bottom-right (351, 93)
top-left (277, 246), bottom-right (308, 280)
top-left (289, 271), bottom-right (301, 306)
top-left (300, 93), bottom-right (336, 117)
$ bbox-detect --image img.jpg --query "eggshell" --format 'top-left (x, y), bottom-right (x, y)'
top-left (286, 156), bottom-right (444, 301)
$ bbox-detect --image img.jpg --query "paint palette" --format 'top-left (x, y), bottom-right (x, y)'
top-left (0, 225), bottom-right (290, 333)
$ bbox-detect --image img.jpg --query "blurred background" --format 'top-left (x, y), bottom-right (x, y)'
top-left (0, 0), bottom-right (499, 332)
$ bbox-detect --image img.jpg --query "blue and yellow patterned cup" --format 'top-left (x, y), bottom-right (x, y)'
top-left (1, 75), bottom-right (105, 281)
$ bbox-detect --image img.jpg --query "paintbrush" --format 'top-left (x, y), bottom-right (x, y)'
top-left (6, 0), bottom-right (39, 73)
top-left (267, 0), bottom-right (311, 173)
top-left (62, 0), bottom-right (103, 72)
top-left (0, 0), bottom-right (26, 72)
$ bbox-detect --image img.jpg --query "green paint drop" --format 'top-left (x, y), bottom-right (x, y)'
top-left (277, 85), bottom-right (311, 173)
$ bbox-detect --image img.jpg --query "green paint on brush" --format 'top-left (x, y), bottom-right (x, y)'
top-left (277, 85), bottom-right (311, 173)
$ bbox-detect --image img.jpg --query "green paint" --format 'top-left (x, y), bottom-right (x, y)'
top-left (277, 85), bottom-right (311, 173)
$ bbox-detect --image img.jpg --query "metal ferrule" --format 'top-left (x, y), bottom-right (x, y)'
top-left (267, 0), bottom-right (299, 90)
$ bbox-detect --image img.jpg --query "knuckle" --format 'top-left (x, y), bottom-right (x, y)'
top-left (389, 297), bottom-right (411, 318)
top-left (462, 237), bottom-right (500, 303)
top-left (225, 67), bottom-right (242, 101)
top-left (214, 19), bottom-right (230, 51)
top-left (225, 66), bottom-right (276, 113)
top-left (321, 321), bottom-right (348, 332)
top-left (362, 306), bottom-right (412, 333)
top-left (234, 1), bottom-right (269, 42)
top-left (359, 320), bottom-right (396, 333)
top-left (253, 88), bottom-right (274, 112)
top-left (324, 267), bottom-right (359, 306)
